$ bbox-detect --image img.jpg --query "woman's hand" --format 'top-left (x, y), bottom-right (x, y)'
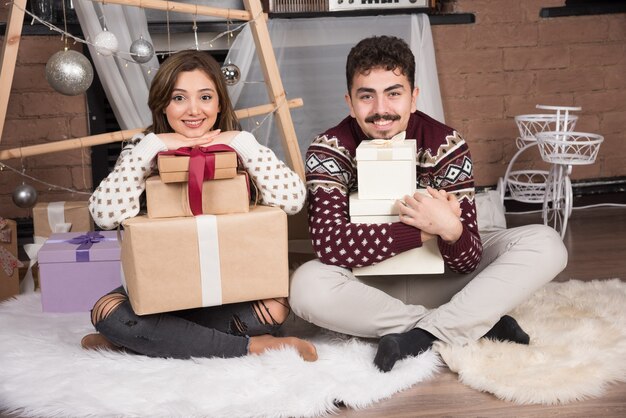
top-left (396, 186), bottom-right (463, 244)
top-left (157, 129), bottom-right (221, 151)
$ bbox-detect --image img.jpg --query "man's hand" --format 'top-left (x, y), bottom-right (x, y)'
top-left (396, 187), bottom-right (463, 244)
top-left (157, 129), bottom-right (221, 151)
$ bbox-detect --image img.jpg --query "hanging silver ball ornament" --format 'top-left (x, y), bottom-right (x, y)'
top-left (45, 49), bottom-right (94, 96)
top-left (94, 29), bottom-right (119, 56)
top-left (12, 184), bottom-right (38, 209)
top-left (130, 36), bottom-right (154, 64)
top-left (221, 63), bottom-right (241, 86)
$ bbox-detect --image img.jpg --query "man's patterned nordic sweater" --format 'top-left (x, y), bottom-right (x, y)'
top-left (305, 111), bottom-right (482, 274)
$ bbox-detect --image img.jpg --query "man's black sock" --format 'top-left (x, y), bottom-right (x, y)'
top-left (373, 328), bottom-right (437, 373)
top-left (482, 315), bottom-right (530, 345)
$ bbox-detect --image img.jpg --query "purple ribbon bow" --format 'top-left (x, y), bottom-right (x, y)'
top-left (67, 232), bottom-right (105, 262)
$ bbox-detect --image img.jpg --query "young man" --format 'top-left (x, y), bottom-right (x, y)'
top-left (289, 36), bottom-right (568, 372)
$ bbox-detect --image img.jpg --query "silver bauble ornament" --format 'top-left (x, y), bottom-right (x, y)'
top-left (221, 63), bottom-right (241, 86)
top-left (130, 36), bottom-right (154, 64)
top-left (46, 49), bottom-right (94, 96)
top-left (12, 184), bottom-right (38, 209)
top-left (94, 29), bottom-right (119, 56)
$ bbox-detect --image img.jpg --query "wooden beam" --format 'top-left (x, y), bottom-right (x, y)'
top-left (92, 0), bottom-right (253, 21)
top-left (0, 0), bottom-right (27, 144)
top-left (244, 0), bottom-right (305, 179)
top-left (0, 98), bottom-right (303, 161)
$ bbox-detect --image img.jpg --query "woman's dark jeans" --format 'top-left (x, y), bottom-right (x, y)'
top-left (94, 287), bottom-right (281, 359)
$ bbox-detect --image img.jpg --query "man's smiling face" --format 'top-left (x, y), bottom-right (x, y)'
top-left (345, 66), bottom-right (418, 140)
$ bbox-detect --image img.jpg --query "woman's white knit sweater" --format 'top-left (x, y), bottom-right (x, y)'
top-left (89, 131), bottom-right (306, 230)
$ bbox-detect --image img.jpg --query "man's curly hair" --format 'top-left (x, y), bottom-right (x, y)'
top-left (346, 36), bottom-right (415, 93)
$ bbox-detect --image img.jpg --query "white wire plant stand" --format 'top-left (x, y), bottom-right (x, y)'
top-left (498, 105), bottom-right (604, 238)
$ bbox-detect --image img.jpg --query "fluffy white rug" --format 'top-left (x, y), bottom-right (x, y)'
top-left (0, 293), bottom-right (440, 418)
top-left (437, 278), bottom-right (626, 405)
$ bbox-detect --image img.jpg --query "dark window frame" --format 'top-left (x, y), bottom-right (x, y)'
top-left (540, 0), bottom-right (626, 18)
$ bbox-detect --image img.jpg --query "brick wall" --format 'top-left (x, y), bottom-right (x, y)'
top-left (434, 0), bottom-right (626, 186)
top-left (1, 1), bottom-right (625, 219)
top-left (0, 4), bottom-right (92, 220)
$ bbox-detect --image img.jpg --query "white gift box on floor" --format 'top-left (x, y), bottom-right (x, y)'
top-left (349, 192), bottom-right (444, 276)
top-left (356, 138), bottom-right (416, 200)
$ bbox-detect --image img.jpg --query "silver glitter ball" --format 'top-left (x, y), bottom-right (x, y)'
top-left (12, 184), bottom-right (38, 209)
top-left (94, 29), bottom-right (119, 56)
top-left (130, 36), bottom-right (154, 64)
top-left (45, 49), bottom-right (94, 96)
top-left (221, 63), bottom-right (241, 86)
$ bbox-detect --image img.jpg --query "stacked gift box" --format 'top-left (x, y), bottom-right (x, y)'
top-left (31, 201), bottom-right (125, 313)
top-left (121, 144), bottom-right (288, 315)
top-left (351, 137), bottom-right (444, 276)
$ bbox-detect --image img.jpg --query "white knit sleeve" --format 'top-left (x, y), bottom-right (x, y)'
top-left (229, 131), bottom-right (306, 214)
top-left (89, 133), bottom-right (167, 229)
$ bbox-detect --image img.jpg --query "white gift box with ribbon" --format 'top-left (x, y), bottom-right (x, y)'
top-left (121, 205), bottom-right (288, 315)
top-left (349, 192), bottom-right (444, 276)
top-left (356, 132), bottom-right (417, 200)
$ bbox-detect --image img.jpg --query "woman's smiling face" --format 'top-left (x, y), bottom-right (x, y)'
top-left (164, 69), bottom-right (220, 138)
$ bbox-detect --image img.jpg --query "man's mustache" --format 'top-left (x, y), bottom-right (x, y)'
top-left (364, 113), bottom-right (401, 123)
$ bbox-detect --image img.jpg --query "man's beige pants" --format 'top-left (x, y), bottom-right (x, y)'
top-left (289, 224), bottom-right (568, 345)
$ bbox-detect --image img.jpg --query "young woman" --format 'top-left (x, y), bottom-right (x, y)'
top-left (82, 50), bottom-right (317, 362)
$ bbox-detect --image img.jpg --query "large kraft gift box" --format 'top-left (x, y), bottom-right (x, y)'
top-left (356, 138), bottom-right (417, 200)
top-left (145, 174), bottom-right (250, 218)
top-left (0, 218), bottom-right (21, 302)
top-left (38, 231), bottom-right (122, 312)
top-left (121, 205), bottom-right (288, 315)
top-left (349, 192), bottom-right (444, 276)
top-left (157, 149), bottom-right (238, 183)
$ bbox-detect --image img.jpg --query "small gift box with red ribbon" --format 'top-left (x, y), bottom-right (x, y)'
top-left (145, 173), bottom-right (250, 218)
top-left (38, 231), bottom-right (122, 313)
top-left (121, 205), bottom-right (288, 315)
top-left (156, 145), bottom-right (247, 217)
top-left (0, 217), bottom-right (22, 302)
top-left (157, 145), bottom-right (239, 183)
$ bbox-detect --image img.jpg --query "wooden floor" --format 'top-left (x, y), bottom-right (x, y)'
top-left (336, 204), bottom-right (626, 418)
top-left (1, 205), bottom-right (625, 418)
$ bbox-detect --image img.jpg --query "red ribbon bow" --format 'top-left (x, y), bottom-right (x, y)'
top-left (160, 144), bottom-right (247, 216)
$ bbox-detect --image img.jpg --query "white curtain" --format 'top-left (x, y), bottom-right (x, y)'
top-left (226, 14), bottom-right (444, 163)
top-left (74, 0), bottom-right (156, 130)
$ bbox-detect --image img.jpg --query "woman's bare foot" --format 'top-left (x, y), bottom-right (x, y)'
top-left (249, 334), bottom-right (318, 362)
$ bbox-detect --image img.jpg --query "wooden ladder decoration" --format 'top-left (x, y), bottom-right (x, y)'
top-left (0, 0), bottom-right (305, 179)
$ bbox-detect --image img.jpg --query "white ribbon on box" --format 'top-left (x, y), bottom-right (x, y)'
top-left (358, 132), bottom-right (413, 161)
top-left (196, 215), bottom-right (223, 307)
top-left (21, 202), bottom-right (73, 293)
top-left (368, 131), bottom-right (407, 160)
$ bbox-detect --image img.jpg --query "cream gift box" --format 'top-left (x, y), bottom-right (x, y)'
top-left (121, 205), bottom-right (288, 315)
top-left (145, 174), bottom-right (250, 218)
top-left (349, 192), bottom-right (444, 276)
top-left (38, 231), bottom-right (122, 312)
top-left (356, 138), bottom-right (417, 200)
top-left (157, 151), bottom-right (238, 183)
top-left (0, 218), bottom-right (21, 302)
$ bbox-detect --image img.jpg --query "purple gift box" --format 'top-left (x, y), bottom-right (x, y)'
top-left (38, 231), bottom-right (122, 313)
